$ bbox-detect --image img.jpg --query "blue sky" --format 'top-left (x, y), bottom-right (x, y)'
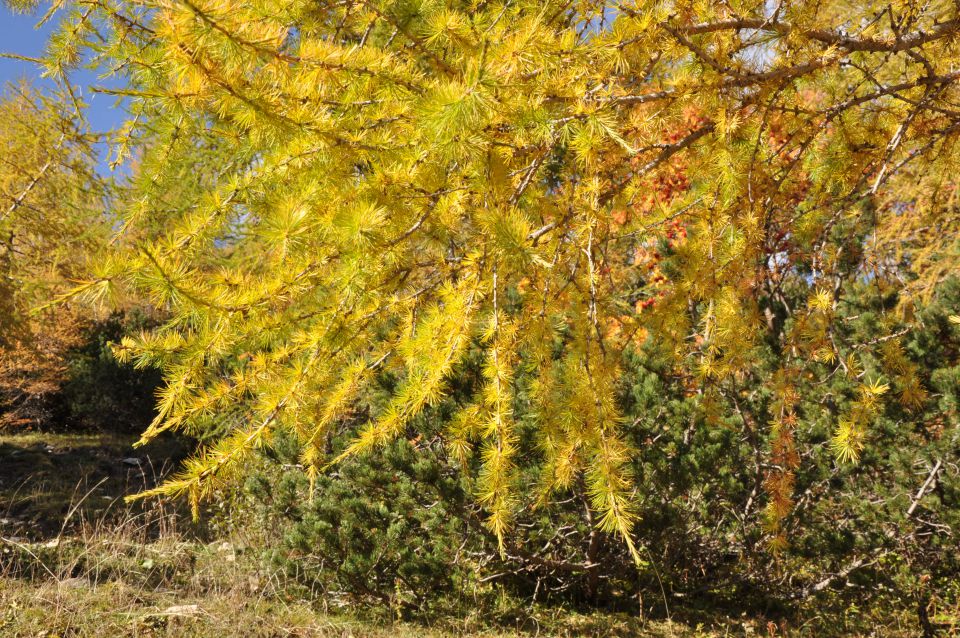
top-left (1, 9), bottom-right (129, 173)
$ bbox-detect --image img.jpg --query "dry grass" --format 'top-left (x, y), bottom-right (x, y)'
top-left (0, 580), bottom-right (707, 638)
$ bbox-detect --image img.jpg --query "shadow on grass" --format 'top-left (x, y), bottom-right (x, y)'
top-left (0, 430), bottom-right (191, 539)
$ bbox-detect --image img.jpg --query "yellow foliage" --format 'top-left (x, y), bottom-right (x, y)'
top-left (24, 0), bottom-right (960, 554)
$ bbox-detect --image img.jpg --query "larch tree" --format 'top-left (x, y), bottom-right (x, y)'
top-left (0, 82), bottom-right (111, 427)
top-left (18, 0), bottom-right (960, 553)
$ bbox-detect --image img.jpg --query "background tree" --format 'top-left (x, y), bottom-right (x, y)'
top-left (0, 83), bottom-right (112, 428)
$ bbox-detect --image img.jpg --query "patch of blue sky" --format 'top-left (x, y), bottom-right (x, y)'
top-left (1, 8), bottom-right (131, 176)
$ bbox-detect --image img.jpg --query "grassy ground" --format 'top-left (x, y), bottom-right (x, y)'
top-left (0, 430), bottom-right (188, 539)
top-left (0, 578), bottom-right (698, 638)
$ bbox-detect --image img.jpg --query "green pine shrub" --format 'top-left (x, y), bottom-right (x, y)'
top-left (63, 311), bottom-right (163, 432)
top-left (239, 432), bottom-right (486, 617)
top-left (233, 277), bottom-right (960, 630)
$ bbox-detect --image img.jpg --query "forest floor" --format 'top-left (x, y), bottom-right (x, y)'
top-left (0, 431), bottom-right (925, 637)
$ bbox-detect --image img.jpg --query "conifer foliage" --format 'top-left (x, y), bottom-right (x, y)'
top-left (29, 0), bottom-right (960, 552)
top-left (0, 84), bottom-right (110, 427)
